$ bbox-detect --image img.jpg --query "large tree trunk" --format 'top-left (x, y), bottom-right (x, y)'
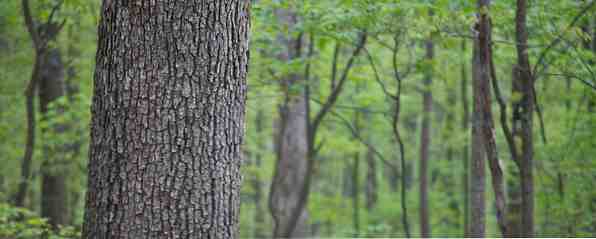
top-left (419, 26), bottom-right (434, 238)
top-left (268, 6), bottom-right (310, 238)
top-left (39, 45), bottom-right (69, 228)
top-left (82, 1), bottom-right (250, 238)
top-left (514, 0), bottom-right (535, 236)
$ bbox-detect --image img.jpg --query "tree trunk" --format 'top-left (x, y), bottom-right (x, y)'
top-left (365, 144), bottom-right (378, 211)
top-left (268, 7), bottom-right (310, 238)
top-left (82, 1), bottom-right (250, 238)
top-left (39, 45), bottom-right (69, 228)
top-left (468, 32), bottom-right (486, 238)
top-left (253, 107), bottom-right (265, 239)
top-left (419, 26), bottom-right (434, 238)
top-left (352, 152), bottom-right (360, 237)
top-left (460, 39), bottom-right (470, 236)
top-left (476, 1), bottom-right (509, 235)
top-left (514, 0), bottom-right (535, 236)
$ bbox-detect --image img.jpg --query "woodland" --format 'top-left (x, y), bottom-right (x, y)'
top-left (0, 0), bottom-right (596, 238)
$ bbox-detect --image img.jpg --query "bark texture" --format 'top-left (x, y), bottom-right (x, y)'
top-left (82, 1), bottom-right (250, 238)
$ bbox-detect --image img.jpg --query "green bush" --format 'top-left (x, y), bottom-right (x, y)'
top-left (0, 203), bottom-right (80, 239)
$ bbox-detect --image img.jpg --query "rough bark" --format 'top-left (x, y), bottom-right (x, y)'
top-left (39, 44), bottom-right (69, 228)
top-left (514, 0), bottom-right (535, 236)
top-left (419, 27), bottom-right (434, 238)
top-left (82, 1), bottom-right (250, 238)
top-left (267, 7), bottom-right (310, 238)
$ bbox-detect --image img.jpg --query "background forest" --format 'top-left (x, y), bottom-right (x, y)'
top-left (1, 0), bottom-right (596, 238)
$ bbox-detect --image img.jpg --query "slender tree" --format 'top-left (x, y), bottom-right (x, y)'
top-left (514, 0), bottom-right (535, 236)
top-left (419, 13), bottom-right (434, 237)
top-left (460, 39), bottom-right (470, 236)
top-left (82, 1), bottom-right (250, 238)
top-left (468, 34), bottom-right (486, 237)
top-left (474, 0), bottom-right (509, 235)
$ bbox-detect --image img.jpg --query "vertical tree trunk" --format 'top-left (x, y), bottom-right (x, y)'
top-left (82, 1), bottom-right (250, 238)
top-left (268, 7), bottom-right (310, 238)
top-left (253, 107), bottom-right (265, 239)
top-left (365, 144), bottom-right (378, 211)
top-left (419, 25), bottom-right (434, 238)
top-left (460, 40), bottom-right (470, 236)
top-left (468, 29), bottom-right (486, 238)
top-left (39, 42), bottom-right (69, 228)
top-left (352, 152), bottom-right (360, 237)
top-left (514, 0), bottom-right (535, 236)
top-left (476, 0), bottom-right (509, 235)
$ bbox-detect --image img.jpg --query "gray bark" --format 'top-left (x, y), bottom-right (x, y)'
top-left (82, 1), bottom-right (250, 238)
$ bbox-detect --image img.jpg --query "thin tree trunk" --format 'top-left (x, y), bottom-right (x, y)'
top-left (253, 107), bottom-right (265, 239)
top-left (82, 1), bottom-right (250, 238)
top-left (514, 0), bottom-right (535, 236)
top-left (460, 39), bottom-right (470, 236)
top-left (353, 152), bottom-right (360, 237)
top-left (477, 1), bottom-right (509, 235)
top-left (365, 144), bottom-right (378, 211)
top-left (419, 25), bottom-right (434, 238)
top-left (15, 0), bottom-right (46, 209)
top-left (468, 26), bottom-right (486, 238)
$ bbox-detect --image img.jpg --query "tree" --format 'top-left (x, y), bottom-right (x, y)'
top-left (39, 22), bottom-right (69, 228)
top-left (82, 0), bottom-right (250, 238)
top-left (471, 0), bottom-right (508, 236)
top-left (514, 0), bottom-right (535, 236)
top-left (268, 6), bottom-right (310, 238)
top-left (419, 17), bottom-right (434, 237)
top-left (468, 32), bottom-right (486, 237)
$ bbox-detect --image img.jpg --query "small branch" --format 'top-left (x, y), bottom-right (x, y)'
top-left (532, 0), bottom-right (596, 79)
top-left (310, 32), bottom-right (368, 139)
top-left (331, 111), bottom-right (398, 172)
top-left (489, 42), bottom-right (520, 168)
top-left (364, 47), bottom-right (397, 100)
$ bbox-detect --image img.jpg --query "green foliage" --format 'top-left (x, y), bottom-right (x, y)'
top-left (0, 203), bottom-right (80, 239)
